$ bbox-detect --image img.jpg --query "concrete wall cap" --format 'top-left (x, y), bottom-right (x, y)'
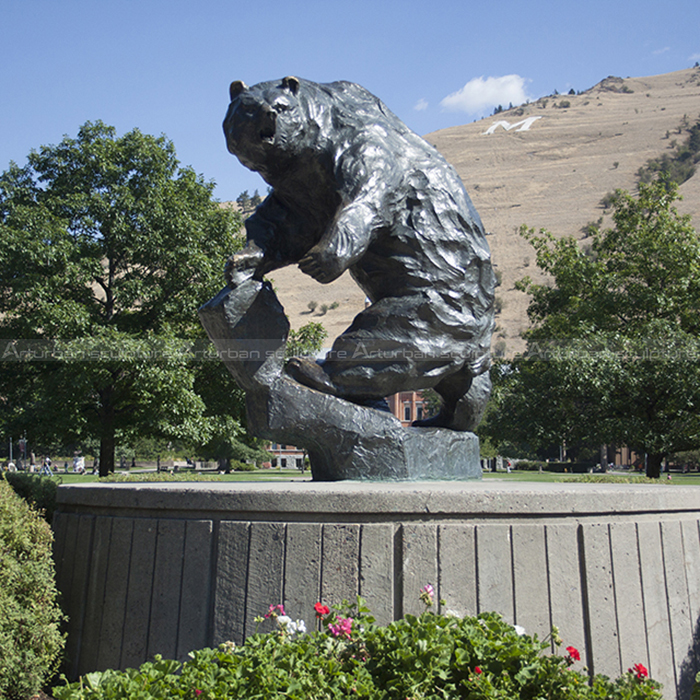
top-left (56, 481), bottom-right (700, 519)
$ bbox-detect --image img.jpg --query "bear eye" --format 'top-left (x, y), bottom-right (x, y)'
top-left (272, 101), bottom-right (290, 113)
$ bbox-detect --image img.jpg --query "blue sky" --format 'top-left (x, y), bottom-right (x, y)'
top-left (2, 0), bottom-right (699, 200)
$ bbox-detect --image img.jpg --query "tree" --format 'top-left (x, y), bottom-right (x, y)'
top-left (0, 121), bottom-right (244, 475)
top-left (286, 322), bottom-right (328, 358)
top-left (250, 189), bottom-right (263, 209)
top-left (488, 179), bottom-right (700, 477)
top-left (236, 190), bottom-right (251, 213)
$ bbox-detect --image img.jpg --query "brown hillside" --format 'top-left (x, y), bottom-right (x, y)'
top-left (261, 68), bottom-right (700, 354)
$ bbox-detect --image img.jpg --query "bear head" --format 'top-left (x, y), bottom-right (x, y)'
top-left (223, 76), bottom-right (321, 182)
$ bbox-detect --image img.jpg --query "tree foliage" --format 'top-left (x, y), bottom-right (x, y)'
top-left (0, 121), bottom-right (244, 475)
top-left (286, 321), bottom-right (328, 358)
top-left (486, 180), bottom-right (700, 476)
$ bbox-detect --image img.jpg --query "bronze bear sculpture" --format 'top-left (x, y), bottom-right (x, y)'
top-left (223, 76), bottom-right (495, 431)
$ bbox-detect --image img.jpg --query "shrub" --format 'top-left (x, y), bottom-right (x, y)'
top-left (515, 459), bottom-right (546, 471)
top-left (1, 471), bottom-right (59, 523)
top-left (0, 479), bottom-right (66, 699)
top-left (544, 461), bottom-right (593, 474)
top-left (231, 460), bottom-right (256, 472)
top-left (53, 595), bottom-right (662, 700)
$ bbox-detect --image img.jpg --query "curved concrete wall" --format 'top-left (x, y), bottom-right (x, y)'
top-left (52, 481), bottom-right (700, 699)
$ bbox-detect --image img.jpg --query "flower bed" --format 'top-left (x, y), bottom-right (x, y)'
top-left (53, 591), bottom-right (664, 700)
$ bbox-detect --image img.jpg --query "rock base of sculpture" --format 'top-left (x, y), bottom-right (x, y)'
top-left (198, 280), bottom-right (481, 481)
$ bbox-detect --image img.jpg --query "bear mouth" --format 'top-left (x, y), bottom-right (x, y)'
top-left (259, 108), bottom-right (277, 143)
top-left (260, 126), bottom-right (275, 143)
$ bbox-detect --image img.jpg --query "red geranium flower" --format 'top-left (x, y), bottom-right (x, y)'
top-left (566, 646), bottom-right (581, 662)
top-left (474, 666), bottom-right (482, 674)
top-left (629, 663), bottom-right (648, 680)
top-left (314, 602), bottom-right (330, 617)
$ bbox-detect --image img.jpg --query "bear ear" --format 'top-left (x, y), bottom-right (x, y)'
top-left (282, 76), bottom-right (300, 94)
top-left (229, 81), bottom-right (248, 101)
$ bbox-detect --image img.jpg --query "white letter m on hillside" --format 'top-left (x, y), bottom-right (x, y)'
top-left (482, 116), bottom-right (542, 135)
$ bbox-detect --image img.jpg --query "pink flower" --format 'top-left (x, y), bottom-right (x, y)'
top-left (265, 603), bottom-right (285, 618)
top-left (419, 583), bottom-right (435, 606)
top-left (194, 691), bottom-right (202, 697)
top-left (629, 663), bottom-right (648, 680)
top-left (328, 616), bottom-right (353, 639)
top-left (314, 602), bottom-right (330, 617)
top-left (565, 646), bottom-right (581, 663)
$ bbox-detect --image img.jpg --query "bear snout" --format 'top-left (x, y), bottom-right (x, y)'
top-left (259, 107), bottom-right (276, 142)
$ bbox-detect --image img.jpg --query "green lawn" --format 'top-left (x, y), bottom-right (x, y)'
top-left (482, 469), bottom-right (700, 485)
top-left (46, 468), bottom-right (700, 486)
top-left (51, 468), bottom-right (311, 485)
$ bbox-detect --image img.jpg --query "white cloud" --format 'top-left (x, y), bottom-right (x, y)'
top-left (690, 53), bottom-right (700, 63)
top-left (653, 46), bottom-right (670, 55)
top-left (440, 75), bottom-right (531, 115)
top-left (414, 98), bottom-right (429, 111)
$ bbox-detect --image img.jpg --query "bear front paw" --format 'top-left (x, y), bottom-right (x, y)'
top-left (299, 247), bottom-right (345, 284)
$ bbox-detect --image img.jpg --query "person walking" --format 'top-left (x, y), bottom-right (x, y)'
top-left (39, 456), bottom-right (53, 476)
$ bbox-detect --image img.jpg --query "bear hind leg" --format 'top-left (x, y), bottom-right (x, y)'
top-left (413, 369), bottom-right (491, 432)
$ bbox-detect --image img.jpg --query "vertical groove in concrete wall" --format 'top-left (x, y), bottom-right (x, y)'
top-left (542, 524), bottom-right (554, 653)
top-left (176, 520), bottom-right (214, 660)
top-left (52, 513), bottom-right (70, 598)
top-left (321, 523), bottom-right (361, 609)
top-left (57, 514), bottom-right (96, 680)
top-left (609, 522), bottom-right (648, 675)
top-left (661, 521), bottom-right (693, 699)
top-left (393, 523), bottom-right (403, 620)
top-left (213, 521), bottom-right (250, 646)
top-left (206, 519), bottom-right (221, 649)
top-left (475, 524), bottom-right (513, 623)
top-left (79, 517), bottom-right (113, 677)
top-left (284, 523), bottom-right (322, 626)
top-left (120, 518), bottom-right (157, 669)
top-left (53, 514), bottom-right (76, 669)
top-left (512, 525), bottom-right (549, 641)
top-left (435, 522), bottom-right (442, 609)
top-left (678, 519), bottom-right (700, 700)
top-left (401, 524), bottom-right (438, 617)
top-left (245, 522), bottom-right (286, 638)
top-left (97, 517), bottom-right (134, 671)
top-left (681, 520), bottom-right (700, 625)
top-left (509, 525), bottom-right (516, 629)
top-left (438, 524), bottom-right (476, 619)
top-left (637, 521), bottom-right (676, 694)
top-left (576, 523), bottom-right (594, 676)
top-left (580, 523), bottom-right (620, 679)
top-left (148, 519), bottom-right (187, 660)
top-left (636, 522), bottom-right (655, 687)
top-left (546, 524), bottom-right (586, 661)
top-left (359, 524), bottom-right (395, 626)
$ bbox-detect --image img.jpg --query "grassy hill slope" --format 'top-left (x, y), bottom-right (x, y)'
top-left (263, 67), bottom-right (700, 355)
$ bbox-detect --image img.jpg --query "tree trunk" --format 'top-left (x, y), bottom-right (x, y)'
top-left (646, 453), bottom-right (663, 479)
top-left (99, 388), bottom-right (116, 477)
